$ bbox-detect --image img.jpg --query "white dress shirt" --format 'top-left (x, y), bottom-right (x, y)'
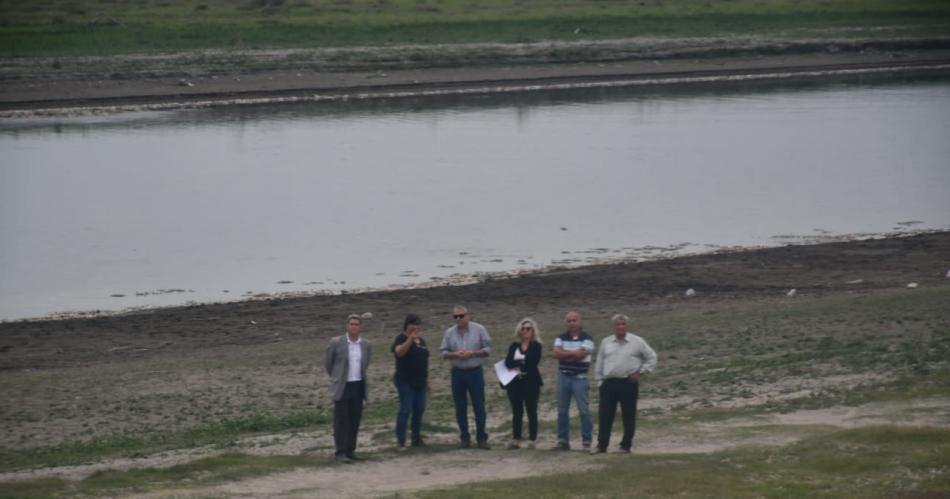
top-left (347, 336), bottom-right (363, 382)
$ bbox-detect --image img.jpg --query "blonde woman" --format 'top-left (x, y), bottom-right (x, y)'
top-left (503, 318), bottom-right (544, 449)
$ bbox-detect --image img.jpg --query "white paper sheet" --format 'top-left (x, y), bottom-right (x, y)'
top-left (494, 359), bottom-right (520, 386)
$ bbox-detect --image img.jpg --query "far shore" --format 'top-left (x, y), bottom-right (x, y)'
top-left (2, 38), bottom-right (950, 115)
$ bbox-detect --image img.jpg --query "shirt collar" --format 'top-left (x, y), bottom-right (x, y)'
top-left (347, 335), bottom-right (361, 345)
top-left (611, 332), bottom-right (629, 344)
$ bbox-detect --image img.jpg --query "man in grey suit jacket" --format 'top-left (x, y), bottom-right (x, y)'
top-left (325, 314), bottom-right (372, 463)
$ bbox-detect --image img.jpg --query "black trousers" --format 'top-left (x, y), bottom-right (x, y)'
top-left (506, 377), bottom-right (540, 441)
top-left (597, 377), bottom-right (639, 450)
top-left (333, 380), bottom-right (365, 457)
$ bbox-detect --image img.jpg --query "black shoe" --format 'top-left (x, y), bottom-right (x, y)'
top-left (477, 440), bottom-right (491, 450)
top-left (346, 452), bottom-right (362, 461)
top-left (459, 439), bottom-right (471, 449)
top-left (335, 454), bottom-right (352, 463)
top-left (619, 445), bottom-right (631, 454)
top-left (551, 442), bottom-right (570, 451)
top-left (411, 436), bottom-right (425, 447)
top-left (591, 446), bottom-right (607, 454)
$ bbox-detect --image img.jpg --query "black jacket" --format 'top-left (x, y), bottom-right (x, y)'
top-left (504, 341), bottom-right (543, 387)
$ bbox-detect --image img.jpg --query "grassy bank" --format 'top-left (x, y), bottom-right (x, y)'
top-left (2, 0), bottom-right (950, 58)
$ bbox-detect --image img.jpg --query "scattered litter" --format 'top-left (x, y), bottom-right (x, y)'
top-left (560, 227), bottom-right (568, 231)
top-left (249, 320), bottom-right (257, 325)
top-left (846, 279), bottom-right (864, 284)
top-left (178, 79), bottom-right (195, 87)
top-left (786, 289), bottom-right (797, 297)
top-left (573, 28), bottom-right (580, 34)
top-left (906, 282), bottom-right (918, 288)
top-left (361, 312), bottom-right (374, 320)
top-left (685, 288), bottom-right (696, 297)
top-left (945, 270), bottom-right (950, 278)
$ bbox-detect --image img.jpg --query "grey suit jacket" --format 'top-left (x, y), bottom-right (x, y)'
top-left (325, 335), bottom-right (372, 402)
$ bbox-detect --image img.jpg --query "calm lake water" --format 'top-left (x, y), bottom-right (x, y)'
top-left (2, 76), bottom-right (949, 320)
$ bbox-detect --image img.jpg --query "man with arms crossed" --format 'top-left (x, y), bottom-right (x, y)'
top-left (440, 305), bottom-right (493, 449)
top-left (325, 314), bottom-right (372, 463)
top-left (593, 313), bottom-right (657, 454)
top-left (552, 311), bottom-right (595, 451)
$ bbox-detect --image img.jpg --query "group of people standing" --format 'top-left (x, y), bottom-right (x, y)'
top-left (323, 305), bottom-right (657, 463)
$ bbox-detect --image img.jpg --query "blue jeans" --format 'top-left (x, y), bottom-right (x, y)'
top-left (451, 367), bottom-right (488, 442)
top-left (395, 381), bottom-right (427, 445)
top-left (557, 372), bottom-right (592, 445)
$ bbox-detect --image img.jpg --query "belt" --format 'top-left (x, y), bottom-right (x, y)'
top-left (452, 365), bottom-right (482, 372)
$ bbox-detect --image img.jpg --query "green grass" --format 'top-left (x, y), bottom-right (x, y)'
top-left (413, 426), bottom-right (950, 499)
top-left (3, 427), bottom-right (946, 498)
top-left (0, 453), bottom-right (330, 499)
top-left (0, 411), bottom-right (327, 473)
top-left (1, 0), bottom-right (950, 57)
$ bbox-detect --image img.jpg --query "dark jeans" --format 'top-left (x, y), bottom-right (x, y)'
top-left (395, 381), bottom-right (427, 445)
top-left (333, 380), bottom-right (365, 457)
top-left (506, 377), bottom-right (540, 441)
top-left (451, 367), bottom-right (487, 443)
top-left (597, 377), bottom-right (639, 450)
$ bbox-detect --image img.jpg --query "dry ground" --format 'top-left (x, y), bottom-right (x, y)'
top-left (0, 232), bottom-right (948, 497)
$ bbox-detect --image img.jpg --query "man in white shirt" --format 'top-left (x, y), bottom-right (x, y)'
top-left (325, 314), bottom-right (372, 463)
top-left (593, 313), bottom-right (657, 454)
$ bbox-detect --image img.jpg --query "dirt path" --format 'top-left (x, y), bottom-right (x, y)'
top-left (121, 397), bottom-right (949, 498)
top-left (3, 396), bottom-right (947, 497)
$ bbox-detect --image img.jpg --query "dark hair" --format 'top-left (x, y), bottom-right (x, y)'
top-left (403, 313), bottom-right (421, 331)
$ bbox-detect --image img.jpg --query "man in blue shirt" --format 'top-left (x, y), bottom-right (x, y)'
top-left (440, 305), bottom-right (493, 449)
top-left (552, 311), bottom-right (595, 450)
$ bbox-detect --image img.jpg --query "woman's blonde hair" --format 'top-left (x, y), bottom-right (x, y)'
top-left (513, 317), bottom-right (542, 344)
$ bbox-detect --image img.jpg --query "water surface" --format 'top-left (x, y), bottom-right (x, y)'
top-left (2, 78), bottom-right (949, 320)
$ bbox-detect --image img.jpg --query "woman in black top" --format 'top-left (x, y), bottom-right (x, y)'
top-left (504, 317), bottom-right (543, 449)
top-left (391, 313), bottom-right (429, 448)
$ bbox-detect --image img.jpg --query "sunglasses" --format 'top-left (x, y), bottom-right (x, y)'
top-left (453, 314), bottom-right (466, 319)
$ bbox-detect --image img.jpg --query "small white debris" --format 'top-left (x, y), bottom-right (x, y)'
top-left (846, 279), bottom-right (864, 284)
top-left (907, 282), bottom-right (918, 288)
top-left (786, 289), bottom-right (797, 297)
top-left (361, 312), bottom-right (374, 320)
top-left (685, 288), bottom-right (696, 297)
top-left (573, 28), bottom-right (580, 34)
top-left (945, 269), bottom-right (950, 278)
top-left (249, 320), bottom-right (257, 325)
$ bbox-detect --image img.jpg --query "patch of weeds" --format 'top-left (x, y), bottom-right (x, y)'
top-left (0, 411), bottom-right (328, 473)
top-left (0, 453), bottom-right (330, 498)
top-left (414, 426), bottom-right (950, 498)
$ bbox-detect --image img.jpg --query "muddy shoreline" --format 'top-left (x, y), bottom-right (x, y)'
top-left (2, 38), bottom-right (950, 114)
top-left (2, 231), bottom-right (948, 371)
